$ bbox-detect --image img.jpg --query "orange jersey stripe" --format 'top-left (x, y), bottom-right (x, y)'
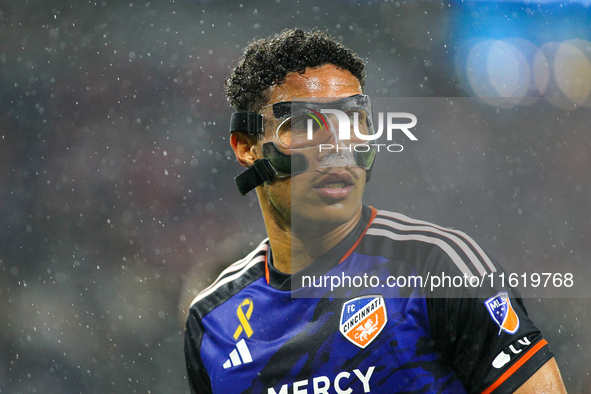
top-left (264, 248), bottom-right (270, 285)
top-left (482, 339), bottom-right (549, 394)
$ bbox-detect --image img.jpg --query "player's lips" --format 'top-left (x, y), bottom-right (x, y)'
top-left (312, 172), bottom-right (355, 199)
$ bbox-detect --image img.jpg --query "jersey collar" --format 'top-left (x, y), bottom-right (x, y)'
top-left (266, 204), bottom-right (377, 291)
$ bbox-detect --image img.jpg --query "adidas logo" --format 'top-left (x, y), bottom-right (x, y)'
top-left (223, 339), bottom-right (253, 369)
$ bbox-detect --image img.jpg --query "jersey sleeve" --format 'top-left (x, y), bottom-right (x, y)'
top-left (184, 310), bottom-right (213, 394)
top-left (425, 254), bottom-right (553, 394)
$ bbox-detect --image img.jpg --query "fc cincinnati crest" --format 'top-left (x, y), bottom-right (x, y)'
top-left (340, 295), bottom-right (387, 348)
top-left (484, 291), bottom-right (520, 335)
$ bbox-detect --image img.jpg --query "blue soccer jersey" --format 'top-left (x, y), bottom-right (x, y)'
top-left (185, 205), bottom-right (552, 394)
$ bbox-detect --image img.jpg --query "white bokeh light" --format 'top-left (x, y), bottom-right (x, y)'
top-left (461, 39), bottom-right (532, 107)
top-left (486, 40), bottom-right (530, 98)
top-left (554, 40), bottom-right (591, 104)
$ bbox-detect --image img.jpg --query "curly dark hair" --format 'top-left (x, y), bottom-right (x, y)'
top-left (225, 28), bottom-right (366, 111)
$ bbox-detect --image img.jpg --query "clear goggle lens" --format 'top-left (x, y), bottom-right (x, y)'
top-left (275, 109), bottom-right (373, 148)
top-left (259, 94), bottom-right (377, 175)
top-left (262, 94), bottom-right (376, 149)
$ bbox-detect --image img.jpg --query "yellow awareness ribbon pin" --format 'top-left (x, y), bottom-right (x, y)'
top-left (233, 298), bottom-right (254, 340)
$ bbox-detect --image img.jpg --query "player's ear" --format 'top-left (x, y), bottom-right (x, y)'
top-left (230, 132), bottom-right (258, 168)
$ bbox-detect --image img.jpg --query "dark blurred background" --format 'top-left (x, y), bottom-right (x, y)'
top-left (1, 0), bottom-right (590, 393)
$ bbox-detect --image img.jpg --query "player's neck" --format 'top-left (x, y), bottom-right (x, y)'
top-left (261, 204), bottom-right (363, 275)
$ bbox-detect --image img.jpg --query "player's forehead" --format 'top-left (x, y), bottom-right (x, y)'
top-left (266, 64), bottom-right (362, 105)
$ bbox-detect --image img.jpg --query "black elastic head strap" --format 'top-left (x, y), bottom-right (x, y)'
top-left (230, 110), bottom-right (268, 195)
top-left (229, 111), bottom-right (263, 136)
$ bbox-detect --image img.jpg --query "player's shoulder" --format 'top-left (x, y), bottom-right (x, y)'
top-left (362, 208), bottom-right (499, 277)
top-left (188, 239), bottom-right (268, 319)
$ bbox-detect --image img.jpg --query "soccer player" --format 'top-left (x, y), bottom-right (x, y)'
top-left (185, 28), bottom-right (567, 394)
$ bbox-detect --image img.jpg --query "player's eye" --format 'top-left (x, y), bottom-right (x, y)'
top-left (290, 115), bottom-right (322, 133)
top-left (277, 115), bottom-right (325, 147)
top-left (348, 111), bottom-right (371, 136)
